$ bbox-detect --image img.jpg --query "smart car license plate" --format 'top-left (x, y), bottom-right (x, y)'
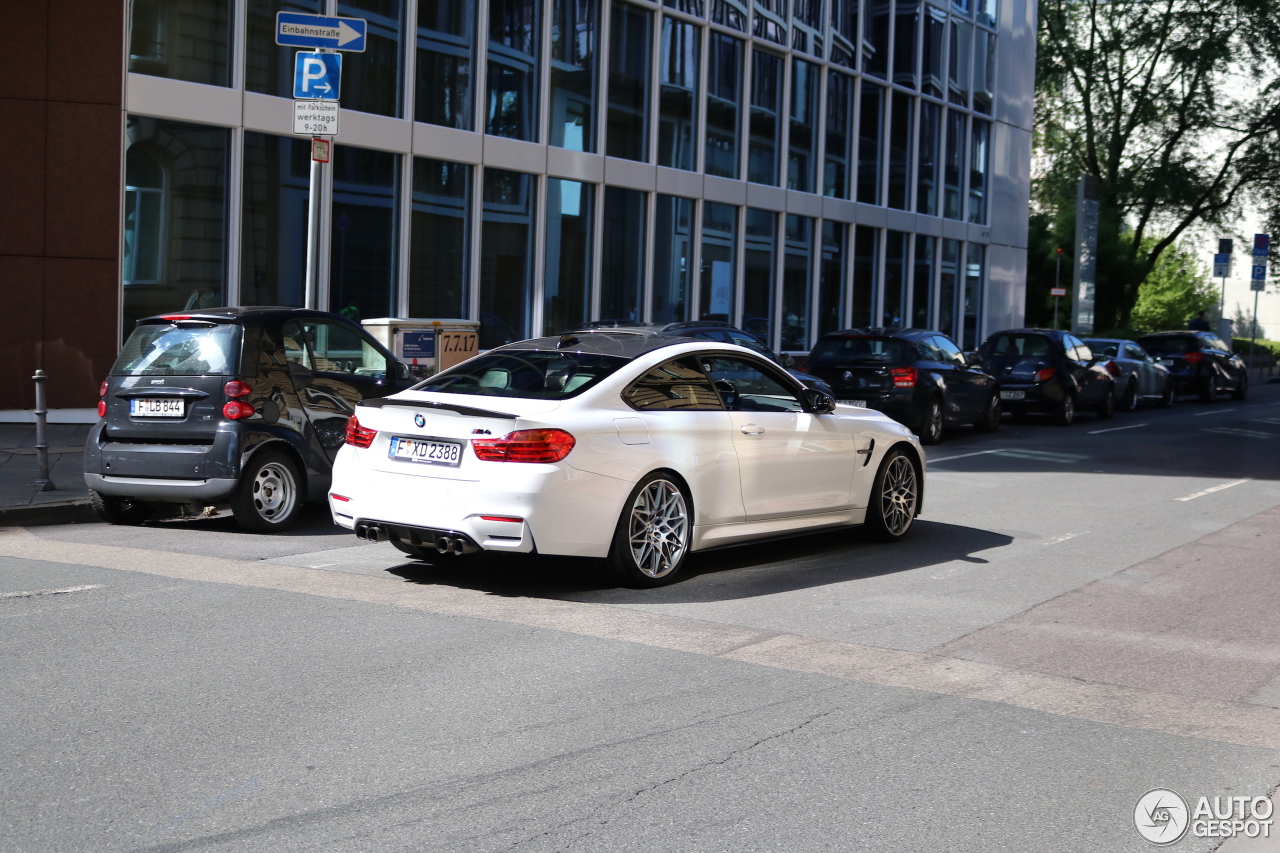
top-left (130, 397), bottom-right (185, 417)
top-left (999, 390), bottom-right (1025, 400)
top-left (389, 436), bottom-right (463, 467)
top-left (837, 399), bottom-right (868, 408)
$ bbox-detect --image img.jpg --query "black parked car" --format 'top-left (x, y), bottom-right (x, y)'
top-left (84, 307), bottom-right (413, 530)
top-left (1136, 331), bottom-right (1248, 402)
top-left (975, 329), bottom-right (1115, 425)
top-left (804, 328), bottom-right (1002, 444)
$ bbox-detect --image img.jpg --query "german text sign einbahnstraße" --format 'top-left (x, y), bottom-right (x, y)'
top-left (275, 12), bottom-right (367, 52)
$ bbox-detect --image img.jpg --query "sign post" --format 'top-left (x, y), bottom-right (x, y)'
top-left (1051, 247), bottom-right (1065, 329)
top-left (1250, 234), bottom-right (1270, 367)
top-left (1217, 238), bottom-right (1233, 344)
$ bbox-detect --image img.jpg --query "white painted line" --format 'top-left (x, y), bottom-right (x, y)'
top-left (1203, 427), bottom-right (1274, 439)
top-left (0, 584), bottom-right (103, 600)
top-left (1088, 423), bottom-right (1149, 435)
top-left (1175, 478), bottom-right (1252, 502)
top-left (1194, 408), bottom-right (1237, 416)
top-left (927, 449), bottom-right (1004, 464)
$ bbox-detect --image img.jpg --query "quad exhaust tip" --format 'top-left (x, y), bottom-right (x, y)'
top-left (436, 536), bottom-right (468, 556)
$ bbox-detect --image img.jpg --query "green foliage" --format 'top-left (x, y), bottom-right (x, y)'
top-left (1129, 243), bottom-right (1218, 333)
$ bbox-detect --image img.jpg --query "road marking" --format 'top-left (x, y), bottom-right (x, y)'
top-left (993, 449), bottom-right (1089, 463)
top-left (926, 449), bottom-right (1004, 464)
top-left (1045, 533), bottom-right (1081, 545)
top-left (1175, 478), bottom-right (1252, 502)
top-left (0, 584), bottom-right (103, 600)
top-left (1251, 418), bottom-right (1280, 426)
top-left (1202, 427), bottom-right (1274, 439)
top-left (1087, 423), bottom-right (1149, 435)
top-left (1, 528), bottom-right (1278, 751)
top-left (1194, 408), bottom-right (1237, 416)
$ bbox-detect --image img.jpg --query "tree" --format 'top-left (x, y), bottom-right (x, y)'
top-left (1129, 241), bottom-right (1218, 333)
top-left (1034, 0), bottom-right (1280, 330)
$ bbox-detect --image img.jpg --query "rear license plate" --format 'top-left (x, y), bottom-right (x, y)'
top-left (130, 397), bottom-right (185, 418)
top-left (999, 390), bottom-right (1025, 400)
top-left (1161, 359), bottom-right (1175, 367)
top-left (389, 436), bottom-right (463, 467)
top-left (837, 399), bottom-right (868, 408)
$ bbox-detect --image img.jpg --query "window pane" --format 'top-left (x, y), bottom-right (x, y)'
top-left (863, 0), bottom-right (890, 78)
top-left (700, 202), bottom-right (738, 321)
top-left (123, 117), bottom-right (228, 334)
top-left (852, 225), bottom-right (878, 327)
top-left (743, 209), bottom-right (777, 344)
top-left (973, 30), bottom-right (994, 113)
top-left (606, 3), bottom-right (652, 161)
top-left (752, 0), bottom-right (787, 45)
top-left (922, 5), bottom-right (945, 98)
top-left (912, 235), bottom-right (934, 328)
top-left (664, 0), bottom-right (705, 15)
top-left (713, 0), bottom-right (747, 30)
top-left (652, 195), bottom-right (694, 323)
top-left (818, 220), bottom-right (846, 335)
top-left (916, 100), bottom-right (940, 215)
top-left (544, 180), bottom-right (595, 334)
top-left (480, 169), bottom-right (537, 348)
top-left (130, 0), bottom-right (231, 86)
top-left (247, 0), bottom-right (323, 97)
top-left (938, 238), bottom-right (960, 338)
top-left (550, 0), bottom-right (599, 150)
top-left (626, 358), bottom-right (725, 411)
top-left (602, 187), bottom-right (647, 322)
top-left (824, 70), bottom-right (853, 199)
top-left (787, 58), bottom-right (817, 193)
top-left (978, 0), bottom-right (996, 28)
top-left (340, 0), bottom-right (406, 118)
top-left (748, 50), bottom-right (783, 186)
top-left (882, 229), bottom-right (907, 327)
top-left (416, 0), bottom-right (476, 129)
top-left (488, 0), bottom-right (542, 140)
top-left (943, 109), bottom-right (965, 219)
top-left (893, 0), bottom-right (918, 89)
top-left (857, 82), bottom-right (884, 205)
top-left (792, 0), bottom-right (821, 56)
top-left (963, 242), bottom-right (984, 349)
top-left (705, 34), bottom-right (743, 179)
top-left (330, 146), bottom-right (399, 321)
top-left (887, 92), bottom-right (914, 210)
top-left (241, 132), bottom-right (310, 307)
top-left (659, 18), bottom-right (700, 171)
top-left (948, 18), bottom-right (972, 106)
top-left (782, 215), bottom-right (814, 350)
top-left (968, 119), bottom-right (989, 224)
top-left (410, 157), bottom-right (471, 318)
top-left (829, 0), bottom-right (857, 68)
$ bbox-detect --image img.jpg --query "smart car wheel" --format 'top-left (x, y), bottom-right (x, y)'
top-left (89, 491), bottom-right (152, 525)
top-left (865, 449), bottom-right (918, 542)
top-left (599, 473), bottom-right (691, 588)
top-left (231, 450), bottom-right (302, 532)
top-left (974, 393), bottom-right (1001, 433)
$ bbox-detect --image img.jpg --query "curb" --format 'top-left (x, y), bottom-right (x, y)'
top-left (0, 500), bottom-right (97, 527)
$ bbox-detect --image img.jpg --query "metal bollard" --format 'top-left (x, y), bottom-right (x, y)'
top-left (32, 369), bottom-right (54, 492)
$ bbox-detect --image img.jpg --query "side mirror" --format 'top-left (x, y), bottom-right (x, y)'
top-left (781, 353), bottom-right (796, 368)
top-left (964, 351), bottom-right (982, 365)
top-left (806, 389), bottom-right (837, 414)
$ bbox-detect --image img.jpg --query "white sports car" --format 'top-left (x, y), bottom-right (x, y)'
top-left (328, 332), bottom-right (925, 587)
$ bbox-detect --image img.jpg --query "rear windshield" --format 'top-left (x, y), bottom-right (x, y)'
top-left (112, 323), bottom-right (241, 376)
top-left (1138, 335), bottom-right (1197, 357)
top-left (809, 336), bottom-right (913, 365)
top-left (983, 334), bottom-right (1054, 358)
top-left (415, 350), bottom-right (630, 399)
top-left (1083, 340), bottom-right (1120, 357)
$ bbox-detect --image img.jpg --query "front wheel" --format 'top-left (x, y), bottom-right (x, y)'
top-left (1096, 386), bottom-right (1116, 419)
top-left (90, 491), bottom-right (152, 525)
top-left (230, 450), bottom-right (303, 532)
top-left (918, 397), bottom-right (944, 445)
top-left (865, 450), bottom-right (919, 542)
top-left (1231, 374), bottom-right (1248, 400)
top-left (1160, 379), bottom-right (1175, 407)
top-left (973, 393), bottom-right (1002, 433)
top-left (596, 473), bottom-right (692, 588)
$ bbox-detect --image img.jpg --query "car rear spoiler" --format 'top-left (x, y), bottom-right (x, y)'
top-left (359, 398), bottom-right (517, 419)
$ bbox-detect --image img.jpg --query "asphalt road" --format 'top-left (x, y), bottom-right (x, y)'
top-left (3, 384), bottom-right (1280, 852)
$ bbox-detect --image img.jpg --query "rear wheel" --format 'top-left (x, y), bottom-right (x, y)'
top-left (1096, 386), bottom-right (1116, 419)
top-left (919, 397), bottom-right (944, 445)
top-left (974, 393), bottom-right (1002, 433)
top-left (1055, 393), bottom-right (1076, 426)
top-left (1231, 373), bottom-right (1248, 400)
top-left (1122, 379), bottom-right (1139, 411)
top-left (90, 491), bottom-right (152, 525)
top-left (230, 450), bottom-right (303, 532)
top-left (597, 473), bottom-right (691, 588)
top-left (865, 450), bottom-right (919, 542)
top-left (1198, 378), bottom-right (1214, 402)
top-left (1160, 379), bottom-right (1175, 407)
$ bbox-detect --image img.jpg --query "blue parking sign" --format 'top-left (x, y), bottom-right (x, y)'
top-left (294, 53), bottom-right (341, 100)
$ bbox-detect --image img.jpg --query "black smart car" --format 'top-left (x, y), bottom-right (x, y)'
top-left (84, 308), bottom-right (412, 530)
top-left (1136, 331), bottom-right (1248, 402)
top-left (975, 329), bottom-right (1115, 425)
top-left (804, 328), bottom-right (1002, 444)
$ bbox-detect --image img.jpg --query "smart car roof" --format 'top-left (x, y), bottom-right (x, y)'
top-left (136, 307), bottom-right (361, 328)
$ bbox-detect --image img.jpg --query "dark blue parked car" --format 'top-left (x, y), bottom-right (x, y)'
top-left (975, 328), bottom-right (1116, 425)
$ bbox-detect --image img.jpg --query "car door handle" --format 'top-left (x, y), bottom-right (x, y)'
top-left (740, 424), bottom-right (765, 435)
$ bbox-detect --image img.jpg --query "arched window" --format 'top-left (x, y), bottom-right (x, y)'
top-left (124, 146), bottom-right (164, 285)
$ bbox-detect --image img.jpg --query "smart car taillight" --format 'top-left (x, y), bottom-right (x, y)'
top-left (99, 381), bottom-right (108, 397)
top-left (1036, 367), bottom-right (1056, 382)
top-left (223, 380), bottom-right (252, 398)
top-left (97, 400), bottom-right (106, 418)
top-left (1184, 351), bottom-right (1204, 364)
top-left (471, 429), bottom-right (576, 463)
top-left (890, 367), bottom-right (918, 388)
top-left (1104, 360), bottom-right (1121, 377)
top-left (223, 401), bottom-right (255, 420)
top-left (97, 380), bottom-right (107, 418)
top-left (344, 415), bottom-right (377, 448)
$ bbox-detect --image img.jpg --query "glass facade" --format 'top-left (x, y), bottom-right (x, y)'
top-left (126, 0), bottom-right (1006, 347)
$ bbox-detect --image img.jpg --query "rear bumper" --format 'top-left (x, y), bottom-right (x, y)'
top-left (85, 473), bottom-right (237, 501)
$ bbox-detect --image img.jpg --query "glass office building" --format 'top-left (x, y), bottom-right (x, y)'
top-left (119, 0), bottom-right (1035, 353)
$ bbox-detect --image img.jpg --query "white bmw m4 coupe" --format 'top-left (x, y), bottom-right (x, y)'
top-left (328, 331), bottom-right (925, 587)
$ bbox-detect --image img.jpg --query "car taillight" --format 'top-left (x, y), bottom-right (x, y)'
top-left (344, 415), bottom-right (376, 448)
top-left (97, 380), bottom-right (107, 418)
top-left (890, 367), bottom-right (918, 388)
top-left (97, 400), bottom-right (106, 418)
top-left (1184, 351), bottom-right (1204, 364)
top-left (99, 381), bottom-right (108, 397)
top-left (471, 429), bottom-right (576, 463)
top-left (1036, 367), bottom-right (1056, 382)
top-left (223, 380), bottom-right (252, 398)
top-left (223, 401), bottom-right (255, 420)
top-left (1104, 360), bottom-right (1121, 377)
top-left (798, 366), bottom-right (810, 373)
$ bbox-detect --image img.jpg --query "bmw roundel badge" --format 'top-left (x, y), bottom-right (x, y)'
top-left (414, 413), bottom-right (426, 428)
top-left (843, 371), bottom-right (853, 381)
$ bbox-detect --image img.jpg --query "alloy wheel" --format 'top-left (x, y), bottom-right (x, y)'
top-left (627, 479), bottom-right (689, 579)
top-left (879, 456), bottom-right (918, 537)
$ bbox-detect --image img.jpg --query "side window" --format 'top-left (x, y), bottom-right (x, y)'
top-left (727, 331), bottom-right (772, 357)
top-left (624, 358), bottom-right (725, 411)
top-left (1075, 342), bottom-right (1093, 363)
top-left (931, 336), bottom-right (968, 367)
top-left (915, 338), bottom-right (944, 362)
top-left (309, 322), bottom-right (388, 377)
top-left (281, 321), bottom-right (313, 368)
top-left (700, 356), bottom-right (806, 413)
top-left (1126, 344), bottom-right (1148, 362)
top-left (1206, 335), bottom-right (1228, 352)
top-left (1063, 334), bottom-right (1087, 363)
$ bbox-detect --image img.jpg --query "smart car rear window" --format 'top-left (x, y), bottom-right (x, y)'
top-left (112, 323), bottom-right (241, 376)
top-left (809, 336), bottom-right (912, 365)
top-left (1138, 335), bottom-right (1198, 357)
top-left (416, 351), bottom-right (630, 400)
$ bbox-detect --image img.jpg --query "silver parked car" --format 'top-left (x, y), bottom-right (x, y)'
top-left (1082, 338), bottom-right (1175, 410)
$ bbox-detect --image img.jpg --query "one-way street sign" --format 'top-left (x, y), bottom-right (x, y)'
top-left (295, 52), bottom-right (341, 100)
top-left (276, 12), bottom-right (367, 52)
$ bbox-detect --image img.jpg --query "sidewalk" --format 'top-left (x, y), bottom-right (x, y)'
top-left (0, 424), bottom-right (96, 526)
